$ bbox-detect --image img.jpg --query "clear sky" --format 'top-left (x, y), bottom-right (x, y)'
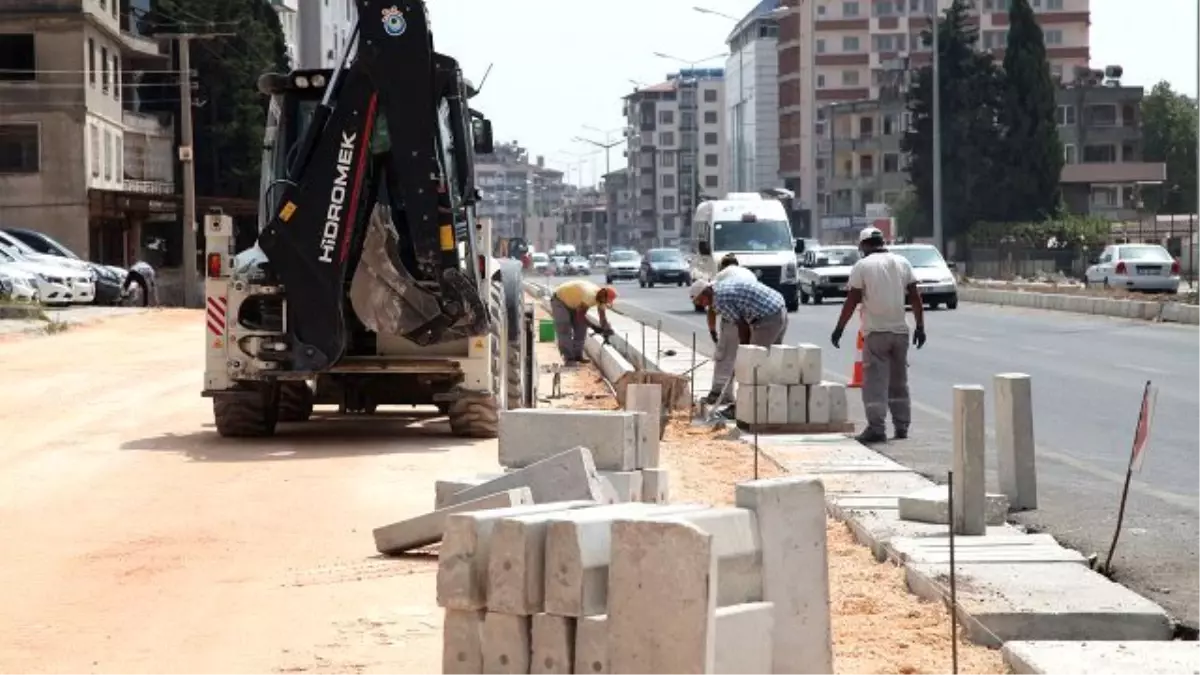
top-left (429, 0), bottom-right (1198, 185)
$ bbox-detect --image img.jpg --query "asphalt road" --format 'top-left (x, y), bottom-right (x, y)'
top-left (582, 273), bottom-right (1200, 629)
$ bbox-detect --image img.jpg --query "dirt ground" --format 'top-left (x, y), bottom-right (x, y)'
top-left (2, 308), bottom-right (1004, 674)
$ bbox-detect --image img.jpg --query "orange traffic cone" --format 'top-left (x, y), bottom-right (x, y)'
top-left (847, 307), bottom-right (865, 389)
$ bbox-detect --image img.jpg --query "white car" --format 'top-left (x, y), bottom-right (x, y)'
top-left (889, 244), bottom-right (959, 309)
top-left (530, 252), bottom-right (550, 275)
top-left (605, 250), bottom-right (641, 283)
top-left (0, 266), bottom-right (39, 303)
top-left (565, 256), bottom-right (591, 275)
top-left (797, 245), bottom-right (860, 304)
top-left (1085, 244), bottom-right (1181, 293)
top-left (0, 246), bottom-right (93, 305)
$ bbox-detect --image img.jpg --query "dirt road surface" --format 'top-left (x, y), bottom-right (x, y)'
top-left (0, 310), bottom-right (483, 674)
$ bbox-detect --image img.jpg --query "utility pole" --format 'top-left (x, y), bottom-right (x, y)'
top-left (575, 131), bottom-right (622, 253)
top-left (931, 14), bottom-right (944, 253)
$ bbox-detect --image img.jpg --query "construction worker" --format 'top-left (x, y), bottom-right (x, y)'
top-left (690, 254), bottom-right (757, 404)
top-left (551, 278), bottom-right (615, 364)
top-left (830, 226), bottom-right (927, 444)
top-left (692, 271), bottom-right (788, 361)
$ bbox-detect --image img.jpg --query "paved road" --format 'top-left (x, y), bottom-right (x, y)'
top-left (582, 274), bottom-right (1200, 628)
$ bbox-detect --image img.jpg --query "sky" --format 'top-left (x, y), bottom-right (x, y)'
top-left (429, 0), bottom-right (1198, 185)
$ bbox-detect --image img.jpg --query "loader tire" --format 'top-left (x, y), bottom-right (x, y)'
top-left (448, 279), bottom-right (506, 438)
top-left (506, 304), bottom-right (529, 409)
top-left (277, 381), bottom-right (314, 422)
top-left (447, 392), bottom-right (499, 438)
top-left (213, 387), bottom-right (279, 438)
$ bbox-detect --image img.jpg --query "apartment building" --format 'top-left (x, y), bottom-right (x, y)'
top-left (0, 0), bottom-right (176, 264)
top-left (622, 69), bottom-right (726, 248)
top-left (776, 0), bottom-right (1091, 224)
top-left (297, 0), bottom-right (355, 69)
top-left (475, 142), bottom-right (566, 240)
top-left (725, 0), bottom-right (783, 193)
top-left (818, 81), bottom-right (1165, 236)
top-left (560, 189), bottom-right (608, 255)
top-left (269, 0), bottom-right (299, 67)
top-left (603, 168), bottom-right (638, 248)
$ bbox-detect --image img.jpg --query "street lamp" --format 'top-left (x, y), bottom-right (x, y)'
top-left (577, 126), bottom-right (624, 252)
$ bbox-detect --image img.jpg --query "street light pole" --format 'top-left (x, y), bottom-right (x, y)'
top-left (931, 11), bottom-right (944, 253)
top-left (576, 128), bottom-right (623, 253)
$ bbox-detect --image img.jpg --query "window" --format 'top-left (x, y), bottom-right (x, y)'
top-left (816, 74), bottom-right (826, 88)
top-left (704, 153), bottom-right (718, 167)
top-left (703, 110), bottom-right (717, 124)
top-left (681, 111), bottom-right (696, 129)
top-left (842, 36), bottom-right (859, 52)
top-left (816, 39), bottom-right (826, 53)
top-left (115, 142), bottom-right (122, 181)
top-left (0, 124), bottom-right (39, 173)
top-left (101, 46), bottom-right (109, 93)
top-left (662, 195), bottom-right (676, 211)
top-left (705, 175), bottom-right (718, 188)
top-left (1044, 29), bottom-right (1063, 45)
top-left (104, 130), bottom-right (112, 180)
top-left (1050, 63), bottom-right (1063, 81)
top-left (659, 110), bottom-right (674, 124)
top-left (873, 0), bottom-right (894, 15)
top-left (1047, 0), bottom-right (1062, 8)
top-left (0, 34), bottom-right (35, 81)
top-left (1085, 104), bottom-right (1118, 126)
top-left (841, 70), bottom-right (859, 86)
top-left (659, 131), bottom-right (675, 146)
top-left (660, 173), bottom-right (676, 188)
top-left (983, 30), bottom-right (1008, 49)
top-left (1055, 105), bottom-right (1076, 125)
top-left (883, 153), bottom-right (900, 173)
top-left (1063, 144), bottom-right (1077, 164)
top-left (1082, 144), bottom-right (1117, 163)
top-left (88, 39), bottom-right (96, 86)
top-left (882, 113), bottom-right (898, 135)
top-left (681, 131), bottom-right (696, 148)
top-left (703, 88), bottom-right (718, 102)
top-left (112, 54), bottom-right (120, 99)
top-left (663, 215), bottom-right (676, 231)
top-left (817, 4), bottom-right (826, 14)
top-left (704, 132), bottom-right (718, 145)
top-left (659, 151), bottom-right (675, 166)
top-left (872, 34), bottom-right (906, 52)
top-left (842, 1), bottom-right (859, 17)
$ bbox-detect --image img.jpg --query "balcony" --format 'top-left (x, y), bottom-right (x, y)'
top-left (121, 30), bottom-right (167, 59)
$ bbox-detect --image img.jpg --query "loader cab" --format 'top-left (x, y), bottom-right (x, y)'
top-left (257, 69), bottom-right (330, 233)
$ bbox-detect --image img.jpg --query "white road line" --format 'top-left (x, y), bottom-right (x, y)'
top-left (951, 334), bottom-right (987, 343)
top-left (1114, 363), bottom-right (1169, 375)
top-left (1015, 344), bottom-right (1061, 356)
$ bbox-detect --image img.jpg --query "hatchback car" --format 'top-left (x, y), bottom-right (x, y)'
top-left (889, 244), bottom-right (959, 309)
top-left (639, 248), bottom-right (691, 287)
top-left (1085, 244), bottom-right (1181, 293)
top-left (605, 250), bottom-right (642, 283)
top-left (565, 256), bottom-right (591, 275)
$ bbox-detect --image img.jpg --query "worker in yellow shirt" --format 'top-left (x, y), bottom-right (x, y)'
top-left (551, 279), bottom-right (616, 364)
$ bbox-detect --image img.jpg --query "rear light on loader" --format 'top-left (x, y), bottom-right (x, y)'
top-left (1171, 260), bottom-right (1180, 275)
top-left (207, 252), bottom-right (223, 278)
top-left (478, 255), bottom-right (486, 278)
top-left (1115, 261), bottom-right (1127, 275)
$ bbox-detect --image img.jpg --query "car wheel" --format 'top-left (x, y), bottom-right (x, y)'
top-left (606, 276), bottom-right (612, 284)
top-left (946, 297), bottom-right (959, 310)
top-left (639, 278), bottom-right (646, 288)
top-left (812, 293), bottom-right (823, 305)
top-left (927, 302), bottom-right (940, 310)
top-left (785, 296), bottom-right (799, 312)
top-left (676, 281), bottom-right (684, 287)
top-left (1103, 278), bottom-right (1111, 289)
top-left (800, 287), bottom-right (810, 305)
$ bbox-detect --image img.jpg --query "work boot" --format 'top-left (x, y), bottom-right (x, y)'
top-left (894, 427), bottom-right (909, 440)
top-left (855, 429), bottom-right (888, 445)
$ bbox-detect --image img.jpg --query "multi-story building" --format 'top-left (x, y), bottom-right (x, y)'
top-left (603, 168), bottom-right (637, 248)
top-left (297, 0), bottom-right (355, 69)
top-left (269, 0), bottom-right (300, 67)
top-left (560, 189), bottom-right (608, 255)
top-left (817, 80), bottom-right (1165, 240)
top-left (622, 69), bottom-right (725, 248)
top-left (724, 0), bottom-right (782, 193)
top-left (776, 0), bottom-right (1092, 227)
top-left (475, 142), bottom-right (566, 240)
top-left (0, 0), bottom-right (176, 264)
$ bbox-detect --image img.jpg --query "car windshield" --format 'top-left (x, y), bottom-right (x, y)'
top-left (0, 248), bottom-right (18, 263)
top-left (817, 248), bottom-right (860, 266)
top-left (11, 230), bottom-right (77, 258)
top-left (532, 253), bottom-right (548, 262)
top-left (892, 247), bottom-right (946, 268)
top-left (648, 249), bottom-right (683, 262)
top-left (610, 251), bottom-right (639, 262)
top-left (0, 232), bottom-right (37, 255)
top-left (570, 257), bottom-right (588, 264)
top-left (713, 220), bottom-right (794, 251)
top-left (1117, 245), bottom-right (1173, 262)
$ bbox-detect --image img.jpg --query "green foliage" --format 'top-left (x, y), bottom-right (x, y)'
top-left (967, 217), bottom-right (1111, 248)
top-left (1140, 81), bottom-right (1199, 215)
top-left (998, 0), bottom-right (1063, 221)
top-left (902, 0), bottom-right (1007, 240)
top-left (892, 191), bottom-right (928, 240)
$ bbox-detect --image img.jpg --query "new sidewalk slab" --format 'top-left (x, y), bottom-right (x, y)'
top-left (958, 286), bottom-right (1200, 325)
top-left (1001, 640), bottom-right (1200, 675)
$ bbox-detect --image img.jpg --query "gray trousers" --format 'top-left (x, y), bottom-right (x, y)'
top-left (710, 310), bottom-right (788, 400)
top-left (551, 297), bottom-right (588, 361)
top-left (750, 309), bottom-right (788, 346)
top-left (862, 331), bottom-right (911, 434)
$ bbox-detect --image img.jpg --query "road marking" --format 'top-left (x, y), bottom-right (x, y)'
top-left (951, 334), bottom-right (987, 343)
top-left (1114, 363), bottom-right (1169, 376)
top-left (1015, 344), bottom-right (1061, 356)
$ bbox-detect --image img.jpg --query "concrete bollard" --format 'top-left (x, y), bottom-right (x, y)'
top-left (735, 476), bottom-right (833, 674)
top-left (624, 384), bottom-right (662, 468)
top-left (994, 373), bottom-right (1037, 511)
top-left (952, 385), bottom-right (987, 535)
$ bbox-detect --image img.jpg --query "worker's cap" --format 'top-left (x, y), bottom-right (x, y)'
top-left (688, 279), bottom-right (711, 301)
top-left (598, 286), bottom-right (617, 304)
top-left (859, 226), bottom-right (885, 243)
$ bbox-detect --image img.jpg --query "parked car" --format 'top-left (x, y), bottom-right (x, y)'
top-left (564, 256), bottom-right (591, 275)
top-left (0, 266), bottom-right (38, 303)
top-left (2, 228), bottom-right (139, 305)
top-left (1085, 244), bottom-right (1181, 293)
top-left (889, 244), bottom-right (958, 309)
top-left (530, 252), bottom-right (551, 275)
top-left (639, 248), bottom-right (691, 288)
top-left (0, 246), bottom-right (93, 305)
top-left (589, 253), bottom-right (608, 270)
top-left (797, 245), bottom-right (860, 305)
top-left (605, 250), bottom-right (642, 283)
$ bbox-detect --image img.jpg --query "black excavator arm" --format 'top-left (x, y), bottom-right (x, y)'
top-left (257, 0), bottom-right (488, 371)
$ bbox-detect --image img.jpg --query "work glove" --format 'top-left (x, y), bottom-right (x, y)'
top-left (830, 325), bottom-right (844, 349)
top-left (913, 326), bottom-right (927, 349)
top-left (709, 329), bottom-right (719, 344)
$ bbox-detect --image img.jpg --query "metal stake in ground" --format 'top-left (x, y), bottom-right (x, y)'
top-left (640, 324), bottom-right (647, 372)
top-left (656, 320), bottom-right (663, 365)
top-left (1103, 379), bottom-right (1157, 575)
top-left (690, 332), bottom-right (697, 418)
top-left (752, 366), bottom-right (760, 480)
top-left (948, 470), bottom-right (959, 675)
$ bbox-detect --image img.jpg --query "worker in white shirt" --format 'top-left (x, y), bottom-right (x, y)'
top-left (830, 227), bottom-right (927, 444)
top-left (690, 253), bottom-right (758, 404)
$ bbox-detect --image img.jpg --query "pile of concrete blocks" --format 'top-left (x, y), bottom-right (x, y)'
top-left (438, 475), bottom-right (833, 674)
top-left (733, 344), bottom-right (848, 427)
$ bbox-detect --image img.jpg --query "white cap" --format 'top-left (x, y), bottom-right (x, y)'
top-left (859, 226), bottom-right (884, 243)
top-left (688, 279), bottom-right (711, 301)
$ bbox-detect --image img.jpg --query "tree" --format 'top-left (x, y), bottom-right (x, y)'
top-left (1141, 81), bottom-right (1199, 215)
top-left (902, 0), bottom-right (1006, 246)
top-left (998, 0), bottom-right (1062, 222)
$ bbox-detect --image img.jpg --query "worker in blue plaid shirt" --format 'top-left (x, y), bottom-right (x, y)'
top-left (693, 276), bottom-right (789, 347)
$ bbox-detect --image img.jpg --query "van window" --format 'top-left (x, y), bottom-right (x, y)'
top-left (713, 219), bottom-right (793, 252)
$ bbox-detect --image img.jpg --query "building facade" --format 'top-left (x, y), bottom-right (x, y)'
top-left (0, 0), bottom-right (175, 264)
top-left (622, 69), bottom-right (725, 248)
top-left (269, 0), bottom-right (299, 67)
top-left (297, 0), bottom-right (355, 69)
top-left (475, 142), bottom-right (566, 241)
top-left (603, 168), bottom-right (637, 248)
top-left (724, 0), bottom-right (782, 193)
top-left (777, 0), bottom-right (1092, 224)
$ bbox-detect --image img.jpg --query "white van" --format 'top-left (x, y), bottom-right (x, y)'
top-left (690, 195), bottom-right (800, 311)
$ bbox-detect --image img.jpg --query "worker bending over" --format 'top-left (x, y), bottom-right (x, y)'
top-left (830, 227), bottom-right (927, 444)
top-left (691, 272), bottom-right (788, 378)
top-left (551, 279), bottom-right (615, 364)
top-left (690, 254), bottom-right (756, 404)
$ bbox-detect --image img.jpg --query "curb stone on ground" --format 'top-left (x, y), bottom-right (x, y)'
top-left (958, 286), bottom-right (1199, 324)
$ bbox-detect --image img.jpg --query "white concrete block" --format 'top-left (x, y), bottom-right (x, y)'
top-left (807, 382), bottom-right (831, 424)
top-left (953, 385), bottom-right (987, 535)
top-left (787, 385), bottom-right (807, 424)
top-left (767, 344), bottom-right (803, 384)
top-left (735, 385), bottom-right (769, 424)
top-left (826, 381), bottom-right (848, 423)
top-left (797, 343), bottom-right (823, 384)
top-left (651, 507), bottom-right (763, 607)
top-left (442, 609), bottom-right (486, 674)
top-left (995, 373), bottom-right (1037, 511)
top-left (543, 504), bottom-right (708, 617)
top-left (488, 506), bottom-right (605, 616)
top-left (500, 409), bottom-right (638, 471)
top-left (435, 473), bottom-right (506, 509)
top-left (374, 488), bottom-right (533, 555)
top-left (450, 447), bottom-right (611, 506)
top-left (608, 519), bottom-right (718, 674)
top-left (1002, 640), bottom-right (1200, 675)
top-left (437, 501), bottom-right (596, 610)
top-left (735, 476), bottom-right (833, 674)
top-left (714, 602), bottom-right (775, 675)
top-left (598, 470), bottom-right (643, 503)
top-left (624, 384), bottom-right (662, 468)
top-left (898, 485), bottom-right (1010, 526)
top-left (531, 613), bottom-right (574, 674)
top-left (481, 612), bottom-right (531, 674)
top-left (573, 615), bottom-right (608, 674)
top-left (641, 467), bottom-right (670, 504)
top-left (766, 384), bottom-right (789, 424)
top-left (733, 344), bottom-right (770, 385)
